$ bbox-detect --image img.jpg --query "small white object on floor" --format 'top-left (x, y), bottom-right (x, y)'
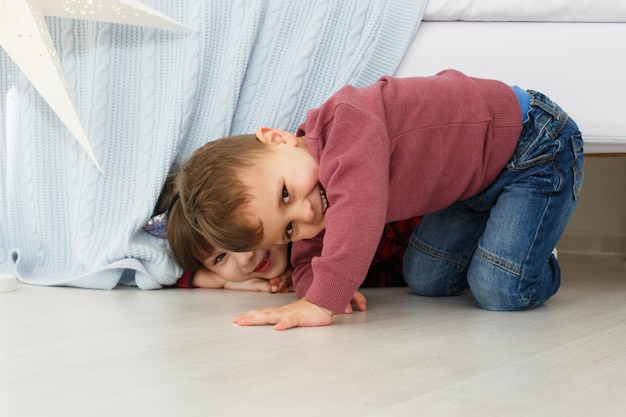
top-left (0, 274), bottom-right (17, 292)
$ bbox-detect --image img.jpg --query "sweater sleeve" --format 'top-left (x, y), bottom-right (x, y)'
top-left (296, 104), bottom-right (390, 313)
top-left (290, 234), bottom-right (323, 298)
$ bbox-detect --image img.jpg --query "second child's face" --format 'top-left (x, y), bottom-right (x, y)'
top-left (241, 128), bottom-right (328, 247)
top-left (202, 244), bottom-right (289, 282)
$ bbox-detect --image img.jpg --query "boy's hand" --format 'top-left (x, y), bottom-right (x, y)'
top-left (232, 299), bottom-right (333, 330)
top-left (232, 291), bottom-right (366, 330)
top-left (344, 291), bottom-right (367, 314)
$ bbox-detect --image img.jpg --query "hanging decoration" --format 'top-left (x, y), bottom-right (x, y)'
top-left (0, 0), bottom-right (192, 170)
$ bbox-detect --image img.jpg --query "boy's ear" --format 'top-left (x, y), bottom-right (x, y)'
top-left (255, 127), bottom-right (295, 145)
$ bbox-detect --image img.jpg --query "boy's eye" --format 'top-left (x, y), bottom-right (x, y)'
top-left (214, 253), bottom-right (226, 265)
top-left (282, 185), bottom-right (290, 204)
top-left (285, 222), bottom-right (293, 239)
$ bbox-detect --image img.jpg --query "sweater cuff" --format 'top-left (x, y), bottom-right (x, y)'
top-left (304, 269), bottom-right (361, 314)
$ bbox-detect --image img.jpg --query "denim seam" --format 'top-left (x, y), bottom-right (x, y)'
top-left (570, 133), bottom-right (584, 199)
top-left (408, 235), bottom-right (467, 267)
top-left (474, 246), bottom-right (522, 277)
top-left (553, 158), bottom-right (564, 194)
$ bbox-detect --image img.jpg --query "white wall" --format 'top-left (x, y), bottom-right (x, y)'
top-left (559, 155), bottom-right (626, 255)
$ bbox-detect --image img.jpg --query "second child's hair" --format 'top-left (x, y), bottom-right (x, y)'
top-left (167, 134), bottom-right (270, 269)
top-left (167, 200), bottom-right (212, 271)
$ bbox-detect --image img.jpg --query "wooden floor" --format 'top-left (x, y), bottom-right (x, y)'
top-left (1, 253), bottom-right (624, 417)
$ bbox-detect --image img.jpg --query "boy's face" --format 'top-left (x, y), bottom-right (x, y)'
top-left (241, 127), bottom-right (328, 246)
top-left (202, 244), bottom-right (288, 282)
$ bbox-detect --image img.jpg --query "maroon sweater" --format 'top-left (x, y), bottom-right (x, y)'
top-left (291, 69), bottom-right (522, 313)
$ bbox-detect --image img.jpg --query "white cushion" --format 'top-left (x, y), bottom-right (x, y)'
top-left (425, 0), bottom-right (626, 22)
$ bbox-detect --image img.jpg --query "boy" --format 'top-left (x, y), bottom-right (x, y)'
top-left (169, 69), bottom-right (584, 330)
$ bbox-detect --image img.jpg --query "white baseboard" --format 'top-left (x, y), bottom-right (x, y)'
top-left (558, 231), bottom-right (626, 256)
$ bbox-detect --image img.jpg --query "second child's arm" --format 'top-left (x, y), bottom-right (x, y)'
top-left (189, 268), bottom-right (292, 293)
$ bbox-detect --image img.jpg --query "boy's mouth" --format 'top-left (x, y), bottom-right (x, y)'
top-left (319, 184), bottom-right (328, 214)
top-left (254, 253), bottom-right (271, 273)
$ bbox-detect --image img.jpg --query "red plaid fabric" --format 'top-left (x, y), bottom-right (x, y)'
top-left (361, 216), bottom-right (421, 287)
top-left (176, 270), bottom-right (195, 288)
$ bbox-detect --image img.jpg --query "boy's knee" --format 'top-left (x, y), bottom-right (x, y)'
top-left (403, 245), bottom-right (467, 297)
top-left (469, 279), bottom-right (530, 311)
top-left (404, 272), bottom-right (450, 297)
top-left (467, 252), bottom-right (560, 311)
top-left (403, 256), bottom-right (439, 296)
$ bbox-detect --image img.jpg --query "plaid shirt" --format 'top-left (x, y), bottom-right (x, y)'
top-left (176, 270), bottom-right (195, 288)
top-left (361, 216), bottom-right (421, 287)
top-left (176, 216), bottom-right (421, 288)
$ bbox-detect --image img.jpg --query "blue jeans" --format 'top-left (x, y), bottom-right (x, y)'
top-left (403, 91), bottom-right (584, 311)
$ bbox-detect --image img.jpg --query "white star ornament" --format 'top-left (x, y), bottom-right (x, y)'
top-left (0, 0), bottom-right (193, 171)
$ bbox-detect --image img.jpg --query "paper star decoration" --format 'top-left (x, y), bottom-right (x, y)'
top-left (0, 0), bottom-right (193, 171)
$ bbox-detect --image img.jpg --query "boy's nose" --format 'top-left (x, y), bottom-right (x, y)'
top-left (295, 197), bottom-right (316, 222)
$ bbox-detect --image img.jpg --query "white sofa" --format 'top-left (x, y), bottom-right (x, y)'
top-left (396, 0), bottom-right (626, 154)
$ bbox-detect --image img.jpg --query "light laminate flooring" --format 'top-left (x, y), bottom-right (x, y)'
top-left (1, 253), bottom-right (625, 417)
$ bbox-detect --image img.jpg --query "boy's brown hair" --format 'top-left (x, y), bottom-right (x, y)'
top-left (167, 134), bottom-right (271, 270)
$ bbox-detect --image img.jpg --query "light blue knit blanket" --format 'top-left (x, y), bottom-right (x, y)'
top-left (0, 0), bottom-right (427, 289)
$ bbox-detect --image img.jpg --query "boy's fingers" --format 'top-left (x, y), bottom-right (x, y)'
top-left (232, 308), bottom-right (284, 326)
top-left (354, 298), bottom-right (367, 311)
top-left (274, 317), bottom-right (298, 331)
top-left (352, 292), bottom-right (367, 311)
top-left (233, 308), bottom-right (298, 330)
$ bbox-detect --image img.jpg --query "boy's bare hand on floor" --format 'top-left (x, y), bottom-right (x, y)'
top-left (232, 292), bottom-right (367, 331)
top-left (232, 299), bottom-right (332, 330)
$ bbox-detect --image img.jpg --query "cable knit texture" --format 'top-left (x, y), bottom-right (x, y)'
top-left (0, 0), bottom-right (427, 289)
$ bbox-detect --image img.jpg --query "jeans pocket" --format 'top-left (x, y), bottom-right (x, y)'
top-left (509, 128), bottom-right (560, 171)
